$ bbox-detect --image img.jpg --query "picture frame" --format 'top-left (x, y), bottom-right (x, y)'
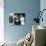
top-left (9, 13), bottom-right (25, 25)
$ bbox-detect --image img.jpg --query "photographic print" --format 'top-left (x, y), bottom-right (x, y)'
top-left (9, 13), bottom-right (25, 25)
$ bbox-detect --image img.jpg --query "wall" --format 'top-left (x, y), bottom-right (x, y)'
top-left (40, 0), bottom-right (46, 45)
top-left (4, 0), bottom-right (40, 42)
top-left (0, 0), bottom-right (4, 42)
top-left (40, 0), bottom-right (46, 26)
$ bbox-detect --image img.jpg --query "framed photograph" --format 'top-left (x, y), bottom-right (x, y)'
top-left (9, 13), bottom-right (25, 25)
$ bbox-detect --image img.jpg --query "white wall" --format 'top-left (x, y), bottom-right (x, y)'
top-left (0, 0), bottom-right (4, 42)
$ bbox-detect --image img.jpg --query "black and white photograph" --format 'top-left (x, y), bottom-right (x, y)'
top-left (9, 13), bottom-right (25, 25)
top-left (9, 13), bottom-right (14, 25)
